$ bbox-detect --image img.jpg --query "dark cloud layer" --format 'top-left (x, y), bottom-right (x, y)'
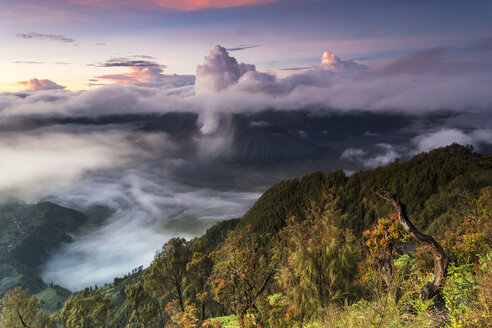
top-left (97, 58), bottom-right (165, 68)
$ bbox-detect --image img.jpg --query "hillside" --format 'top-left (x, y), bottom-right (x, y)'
top-left (0, 202), bottom-right (88, 307)
top-left (241, 144), bottom-right (492, 234)
top-left (1, 144), bottom-right (492, 328)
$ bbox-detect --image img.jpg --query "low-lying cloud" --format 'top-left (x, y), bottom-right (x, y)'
top-left (2, 41), bottom-right (492, 290)
top-left (0, 129), bottom-right (134, 200)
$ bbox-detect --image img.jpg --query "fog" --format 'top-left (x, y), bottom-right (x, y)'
top-left (1, 42), bottom-right (491, 290)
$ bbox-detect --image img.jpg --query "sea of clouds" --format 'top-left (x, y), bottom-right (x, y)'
top-left (1, 40), bottom-right (491, 289)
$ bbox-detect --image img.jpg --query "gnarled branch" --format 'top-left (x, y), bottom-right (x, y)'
top-left (372, 187), bottom-right (448, 300)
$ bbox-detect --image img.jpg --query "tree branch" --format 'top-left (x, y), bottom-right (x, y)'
top-left (372, 187), bottom-right (448, 300)
top-left (16, 310), bottom-right (30, 328)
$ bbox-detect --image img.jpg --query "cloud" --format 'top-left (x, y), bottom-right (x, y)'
top-left (195, 45), bottom-right (274, 94)
top-left (97, 68), bottom-right (195, 88)
top-left (0, 129), bottom-right (134, 200)
top-left (412, 128), bottom-right (492, 153)
top-left (13, 61), bottom-right (45, 64)
top-left (226, 44), bottom-right (262, 52)
top-left (340, 144), bottom-right (400, 168)
top-left (94, 58), bottom-right (194, 88)
top-left (16, 32), bottom-right (75, 43)
top-left (67, 0), bottom-right (281, 11)
top-left (18, 78), bottom-right (65, 91)
top-left (281, 66), bottom-right (313, 71)
top-left (195, 45), bottom-right (245, 93)
top-left (321, 51), bottom-right (368, 72)
top-left (97, 57), bottom-right (165, 68)
top-left (4, 43), bottom-right (492, 291)
top-left (376, 47), bottom-right (448, 76)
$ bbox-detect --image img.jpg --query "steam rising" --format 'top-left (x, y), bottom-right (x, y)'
top-left (1, 43), bottom-right (492, 290)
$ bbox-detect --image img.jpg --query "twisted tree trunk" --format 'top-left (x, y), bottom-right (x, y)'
top-left (372, 188), bottom-right (448, 300)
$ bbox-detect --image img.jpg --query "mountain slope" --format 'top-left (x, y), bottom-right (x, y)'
top-left (0, 202), bottom-right (88, 297)
top-left (240, 144), bottom-right (492, 233)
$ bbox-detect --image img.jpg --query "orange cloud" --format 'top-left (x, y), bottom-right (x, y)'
top-left (69, 0), bottom-right (280, 11)
top-left (18, 78), bottom-right (65, 91)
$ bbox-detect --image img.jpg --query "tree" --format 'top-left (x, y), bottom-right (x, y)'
top-left (186, 239), bottom-right (214, 320)
top-left (125, 282), bottom-right (163, 328)
top-left (60, 288), bottom-right (113, 328)
top-left (0, 287), bottom-right (55, 328)
top-left (276, 193), bottom-right (359, 320)
top-left (373, 188), bottom-right (448, 301)
top-left (143, 238), bottom-right (192, 311)
top-left (210, 226), bottom-right (275, 327)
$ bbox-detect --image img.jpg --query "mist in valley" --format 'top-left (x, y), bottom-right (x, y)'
top-left (1, 42), bottom-right (491, 290)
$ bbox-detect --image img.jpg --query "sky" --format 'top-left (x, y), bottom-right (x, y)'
top-left (1, 0), bottom-right (492, 91)
top-left (1, 0), bottom-right (492, 289)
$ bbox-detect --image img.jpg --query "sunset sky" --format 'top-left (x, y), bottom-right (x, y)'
top-left (1, 0), bottom-right (492, 288)
top-left (2, 0), bottom-right (491, 91)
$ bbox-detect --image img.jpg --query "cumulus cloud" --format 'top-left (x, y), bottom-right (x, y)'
top-left (17, 32), bottom-right (75, 43)
top-left (4, 43), bottom-right (492, 291)
top-left (195, 45), bottom-right (246, 93)
top-left (18, 78), bottom-right (65, 91)
top-left (321, 51), bottom-right (368, 72)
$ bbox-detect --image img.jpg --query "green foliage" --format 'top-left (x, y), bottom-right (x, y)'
top-left (241, 144), bottom-right (491, 234)
top-left (4, 144), bottom-right (492, 328)
top-left (0, 202), bottom-right (87, 295)
top-left (199, 218), bottom-right (241, 252)
top-left (210, 226), bottom-right (275, 327)
top-left (124, 281), bottom-right (162, 328)
top-left (240, 171), bottom-right (348, 233)
top-left (254, 294), bottom-right (298, 328)
top-left (276, 193), bottom-right (359, 319)
top-left (143, 237), bottom-right (192, 311)
top-left (394, 254), bottom-right (412, 269)
top-left (0, 286), bottom-right (56, 328)
top-left (439, 187), bottom-right (492, 266)
top-left (166, 299), bottom-right (203, 328)
top-left (60, 288), bottom-right (114, 328)
top-left (443, 264), bottom-right (480, 327)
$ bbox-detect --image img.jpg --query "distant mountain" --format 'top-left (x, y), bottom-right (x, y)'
top-left (137, 109), bottom-right (412, 165)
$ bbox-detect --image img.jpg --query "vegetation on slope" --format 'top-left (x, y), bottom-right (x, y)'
top-left (0, 202), bottom-right (88, 299)
top-left (1, 144), bottom-right (492, 328)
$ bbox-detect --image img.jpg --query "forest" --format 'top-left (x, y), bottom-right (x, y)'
top-left (1, 144), bottom-right (491, 327)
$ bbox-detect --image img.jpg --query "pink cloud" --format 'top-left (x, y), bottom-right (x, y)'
top-left (97, 66), bottom-right (194, 88)
top-left (18, 78), bottom-right (65, 91)
top-left (68, 0), bottom-right (280, 11)
top-left (321, 51), bottom-right (367, 72)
